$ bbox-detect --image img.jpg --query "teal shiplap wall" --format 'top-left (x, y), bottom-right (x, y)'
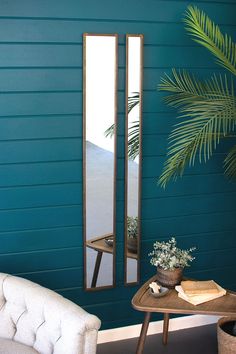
top-left (0, 0), bottom-right (236, 329)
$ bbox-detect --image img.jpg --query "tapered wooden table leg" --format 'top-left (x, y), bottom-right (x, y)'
top-left (136, 312), bottom-right (151, 354)
top-left (162, 313), bottom-right (169, 345)
top-left (91, 251), bottom-right (103, 288)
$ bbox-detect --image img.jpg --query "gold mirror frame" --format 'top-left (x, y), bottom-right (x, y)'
top-left (83, 33), bottom-right (118, 291)
top-left (124, 34), bottom-right (143, 285)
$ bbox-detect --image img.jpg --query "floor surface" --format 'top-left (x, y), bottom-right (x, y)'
top-left (97, 324), bottom-right (217, 354)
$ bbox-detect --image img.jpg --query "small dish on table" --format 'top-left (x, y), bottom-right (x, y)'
top-left (104, 237), bottom-right (114, 247)
top-left (149, 285), bottom-right (170, 298)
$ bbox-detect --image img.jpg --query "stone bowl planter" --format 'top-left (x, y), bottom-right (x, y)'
top-left (127, 237), bottom-right (137, 253)
top-left (217, 317), bottom-right (236, 354)
top-left (156, 267), bottom-right (183, 288)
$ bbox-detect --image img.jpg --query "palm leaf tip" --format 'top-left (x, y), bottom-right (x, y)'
top-left (184, 5), bottom-right (236, 76)
top-left (158, 150), bottom-right (189, 189)
top-left (128, 92), bottom-right (140, 113)
top-left (224, 144), bottom-right (236, 179)
top-left (104, 123), bottom-right (115, 138)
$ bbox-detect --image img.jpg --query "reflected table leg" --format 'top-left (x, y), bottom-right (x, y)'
top-left (136, 312), bottom-right (151, 354)
top-left (91, 251), bottom-right (103, 288)
top-left (162, 313), bottom-right (169, 345)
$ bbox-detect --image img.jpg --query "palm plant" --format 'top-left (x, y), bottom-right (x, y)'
top-left (105, 93), bottom-right (140, 160)
top-left (158, 6), bottom-right (236, 188)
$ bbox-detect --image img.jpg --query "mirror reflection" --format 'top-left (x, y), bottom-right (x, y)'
top-left (125, 35), bottom-right (143, 284)
top-left (83, 34), bottom-right (117, 290)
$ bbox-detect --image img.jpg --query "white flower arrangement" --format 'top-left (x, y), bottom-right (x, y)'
top-left (127, 216), bottom-right (138, 239)
top-left (149, 237), bottom-right (196, 271)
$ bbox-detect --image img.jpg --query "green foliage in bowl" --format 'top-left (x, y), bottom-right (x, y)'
top-left (127, 216), bottom-right (138, 239)
top-left (149, 237), bottom-right (196, 270)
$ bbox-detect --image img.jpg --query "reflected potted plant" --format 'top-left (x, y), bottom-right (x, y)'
top-left (127, 216), bottom-right (138, 253)
top-left (149, 237), bottom-right (196, 288)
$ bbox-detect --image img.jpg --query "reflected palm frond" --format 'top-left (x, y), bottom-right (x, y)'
top-left (104, 93), bottom-right (140, 160)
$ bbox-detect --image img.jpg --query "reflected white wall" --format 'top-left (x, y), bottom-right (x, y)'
top-left (85, 35), bottom-right (116, 288)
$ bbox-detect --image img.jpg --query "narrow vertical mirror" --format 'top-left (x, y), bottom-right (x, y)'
top-left (83, 34), bottom-right (117, 290)
top-left (125, 34), bottom-right (143, 285)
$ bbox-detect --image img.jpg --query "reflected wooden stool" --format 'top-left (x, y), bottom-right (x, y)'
top-left (132, 275), bottom-right (236, 354)
top-left (86, 234), bottom-right (137, 288)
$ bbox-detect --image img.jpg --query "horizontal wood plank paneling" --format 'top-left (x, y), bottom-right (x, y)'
top-left (0, 115), bottom-right (81, 140)
top-left (0, 44), bottom-right (83, 67)
top-left (141, 231), bottom-right (236, 254)
top-left (0, 44), bottom-right (222, 68)
top-left (0, 0), bottom-right (235, 331)
top-left (0, 20), bottom-right (234, 45)
top-left (0, 92), bottom-right (81, 116)
top-left (142, 133), bottom-right (233, 156)
top-left (0, 226), bottom-right (82, 254)
top-left (0, 161), bottom-right (81, 187)
top-left (142, 174), bottom-right (236, 198)
top-left (15, 267), bottom-right (83, 290)
top-left (0, 138), bottom-right (81, 163)
top-left (0, 67), bottom-right (231, 92)
top-left (144, 67), bottom-right (229, 90)
top-left (0, 183), bottom-right (81, 209)
top-left (0, 1), bottom-right (235, 24)
top-left (142, 192), bottom-right (236, 219)
top-left (0, 92), bottom-right (124, 116)
top-left (0, 69), bottom-right (82, 91)
top-left (143, 155), bottom-right (225, 178)
top-left (144, 46), bottom-right (218, 68)
top-left (0, 247), bottom-right (82, 273)
top-left (0, 138), bottom-right (82, 164)
top-left (142, 211), bottom-right (236, 238)
top-left (0, 205), bottom-right (82, 232)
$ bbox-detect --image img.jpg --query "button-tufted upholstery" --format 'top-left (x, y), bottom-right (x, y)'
top-left (0, 273), bottom-right (101, 354)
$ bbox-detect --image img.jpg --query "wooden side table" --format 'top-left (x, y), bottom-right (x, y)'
top-left (86, 235), bottom-right (137, 287)
top-left (132, 275), bottom-right (236, 354)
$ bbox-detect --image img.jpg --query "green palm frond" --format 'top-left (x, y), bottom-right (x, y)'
top-left (104, 93), bottom-right (140, 139)
top-left (104, 123), bottom-right (115, 138)
top-left (158, 70), bottom-right (236, 188)
top-left (224, 144), bottom-right (236, 179)
top-left (104, 93), bottom-right (140, 160)
top-left (184, 6), bottom-right (236, 76)
top-left (105, 120), bottom-right (140, 160)
top-left (128, 93), bottom-right (139, 113)
top-left (127, 121), bottom-right (140, 160)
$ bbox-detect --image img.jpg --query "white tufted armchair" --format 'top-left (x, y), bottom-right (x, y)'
top-left (0, 273), bottom-right (101, 354)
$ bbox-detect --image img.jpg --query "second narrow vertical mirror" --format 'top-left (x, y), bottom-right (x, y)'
top-left (125, 34), bottom-right (143, 284)
top-left (83, 34), bottom-right (117, 290)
